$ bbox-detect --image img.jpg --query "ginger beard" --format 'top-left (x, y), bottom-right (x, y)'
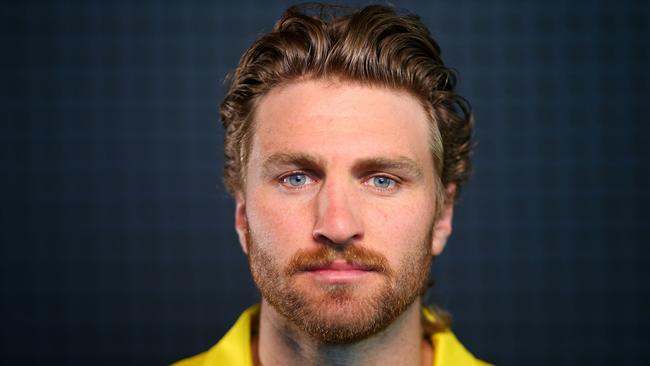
top-left (245, 226), bottom-right (434, 344)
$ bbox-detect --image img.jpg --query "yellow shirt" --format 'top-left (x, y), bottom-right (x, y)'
top-left (173, 305), bottom-right (491, 366)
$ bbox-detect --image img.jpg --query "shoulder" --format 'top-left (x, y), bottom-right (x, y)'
top-left (423, 306), bottom-right (492, 366)
top-left (432, 330), bottom-right (493, 366)
top-left (171, 352), bottom-right (206, 366)
top-left (171, 305), bottom-right (258, 366)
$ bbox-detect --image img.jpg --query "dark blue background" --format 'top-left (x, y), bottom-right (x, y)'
top-left (1, 0), bottom-right (649, 364)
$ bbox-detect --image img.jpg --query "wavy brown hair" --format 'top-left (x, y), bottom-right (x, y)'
top-left (220, 3), bottom-right (473, 213)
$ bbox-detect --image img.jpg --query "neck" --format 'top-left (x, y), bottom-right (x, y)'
top-left (253, 299), bottom-right (432, 366)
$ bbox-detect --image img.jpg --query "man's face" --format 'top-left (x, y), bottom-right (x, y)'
top-left (236, 79), bottom-right (444, 344)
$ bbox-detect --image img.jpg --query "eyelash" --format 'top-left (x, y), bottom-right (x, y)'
top-left (278, 171), bottom-right (317, 190)
top-left (364, 174), bottom-right (400, 192)
top-left (277, 171), bottom-right (401, 192)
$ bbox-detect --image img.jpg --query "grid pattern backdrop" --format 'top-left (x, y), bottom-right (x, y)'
top-left (1, 0), bottom-right (649, 364)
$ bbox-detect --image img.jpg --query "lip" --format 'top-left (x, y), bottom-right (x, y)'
top-left (303, 260), bottom-right (374, 282)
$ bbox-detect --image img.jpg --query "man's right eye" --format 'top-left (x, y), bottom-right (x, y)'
top-left (280, 173), bottom-right (313, 187)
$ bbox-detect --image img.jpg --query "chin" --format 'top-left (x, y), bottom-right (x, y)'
top-left (270, 282), bottom-right (412, 344)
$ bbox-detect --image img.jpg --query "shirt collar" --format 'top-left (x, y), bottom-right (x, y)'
top-left (195, 304), bottom-right (489, 366)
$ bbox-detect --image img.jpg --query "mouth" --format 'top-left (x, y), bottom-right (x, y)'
top-left (301, 260), bottom-right (377, 282)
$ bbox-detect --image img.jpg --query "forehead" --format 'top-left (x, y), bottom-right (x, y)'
top-left (250, 79), bottom-right (433, 168)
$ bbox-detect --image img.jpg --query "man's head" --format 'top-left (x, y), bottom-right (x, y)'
top-left (220, 4), bottom-right (473, 344)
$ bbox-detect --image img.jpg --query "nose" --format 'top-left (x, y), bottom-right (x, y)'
top-left (312, 179), bottom-right (364, 246)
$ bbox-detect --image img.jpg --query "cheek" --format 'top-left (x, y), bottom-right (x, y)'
top-left (365, 191), bottom-right (436, 229)
top-left (246, 190), bottom-right (315, 257)
top-left (362, 193), bottom-right (436, 260)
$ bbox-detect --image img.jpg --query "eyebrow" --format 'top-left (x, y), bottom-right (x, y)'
top-left (261, 152), bottom-right (324, 178)
top-left (261, 152), bottom-right (423, 179)
top-left (352, 156), bottom-right (423, 179)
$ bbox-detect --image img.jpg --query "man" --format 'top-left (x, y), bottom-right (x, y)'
top-left (175, 4), bottom-right (489, 365)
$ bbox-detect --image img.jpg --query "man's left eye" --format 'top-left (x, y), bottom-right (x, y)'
top-left (369, 176), bottom-right (396, 189)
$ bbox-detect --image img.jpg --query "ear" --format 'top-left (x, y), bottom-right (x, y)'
top-left (431, 184), bottom-right (456, 256)
top-left (234, 191), bottom-right (249, 255)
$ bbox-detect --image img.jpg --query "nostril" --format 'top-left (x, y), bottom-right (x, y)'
top-left (312, 231), bottom-right (362, 247)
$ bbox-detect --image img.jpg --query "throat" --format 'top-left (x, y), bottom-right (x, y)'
top-left (254, 300), bottom-right (430, 366)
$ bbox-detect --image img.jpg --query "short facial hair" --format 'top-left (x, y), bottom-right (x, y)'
top-left (246, 227), bottom-right (433, 344)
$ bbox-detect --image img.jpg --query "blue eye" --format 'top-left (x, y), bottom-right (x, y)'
top-left (372, 176), bottom-right (395, 189)
top-left (282, 173), bottom-right (311, 187)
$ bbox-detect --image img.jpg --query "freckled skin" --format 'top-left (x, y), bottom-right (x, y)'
top-left (245, 80), bottom-right (437, 263)
top-left (236, 79), bottom-right (449, 365)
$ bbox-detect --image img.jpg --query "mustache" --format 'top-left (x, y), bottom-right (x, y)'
top-left (285, 245), bottom-right (394, 276)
